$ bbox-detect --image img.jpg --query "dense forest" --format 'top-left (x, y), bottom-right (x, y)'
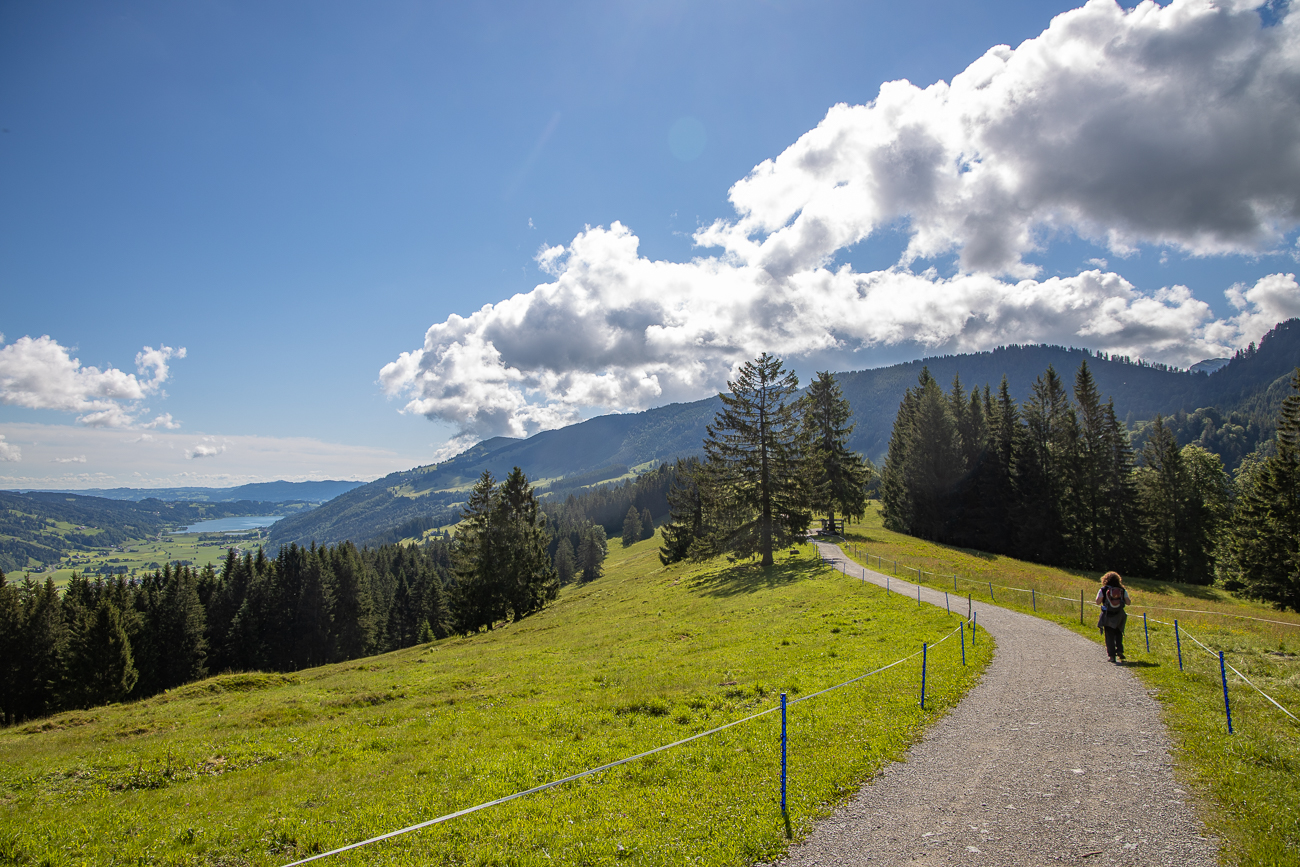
top-left (879, 357), bottom-right (1300, 610)
top-left (0, 467), bottom-right (624, 726)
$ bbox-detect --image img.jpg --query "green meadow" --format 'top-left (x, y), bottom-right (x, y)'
top-left (0, 532), bottom-right (991, 867)
top-left (37, 531), bottom-right (263, 589)
top-left (837, 505), bottom-right (1300, 867)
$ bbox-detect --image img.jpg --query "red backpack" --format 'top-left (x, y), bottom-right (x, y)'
top-left (1104, 585), bottom-right (1126, 610)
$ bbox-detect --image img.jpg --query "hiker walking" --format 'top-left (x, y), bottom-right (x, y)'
top-left (1094, 571), bottom-right (1131, 663)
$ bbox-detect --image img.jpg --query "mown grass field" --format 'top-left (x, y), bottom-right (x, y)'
top-left (0, 532), bottom-right (992, 867)
top-left (836, 505), bottom-right (1300, 867)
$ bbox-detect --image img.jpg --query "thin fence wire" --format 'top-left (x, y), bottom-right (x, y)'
top-left (840, 540), bottom-right (1299, 729)
top-left (847, 544), bottom-right (1300, 630)
top-left (1149, 618), bottom-right (1299, 725)
top-left (282, 558), bottom-right (966, 867)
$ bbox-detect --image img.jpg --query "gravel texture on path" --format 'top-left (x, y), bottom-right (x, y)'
top-left (765, 541), bottom-right (1221, 867)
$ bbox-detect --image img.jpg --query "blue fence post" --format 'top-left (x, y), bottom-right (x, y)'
top-left (1219, 652), bottom-right (1233, 734)
top-left (920, 643), bottom-right (928, 709)
top-left (1175, 620), bottom-right (1183, 671)
top-left (1143, 613), bottom-right (1150, 653)
top-left (1032, 589), bottom-right (1037, 612)
top-left (988, 582), bottom-right (995, 603)
top-left (960, 622), bottom-right (966, 666)
top-left (972, 611), bottom-right (977, 645)
top-left (780, 692), bottom-right (788, 811)
top-left (917, 583), bottom-right (921, 606)
top-left (945, 591), bottom-right (950, 614)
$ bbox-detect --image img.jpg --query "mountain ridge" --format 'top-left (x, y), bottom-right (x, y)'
top-left (268, 319), bottom-right (1300, 551)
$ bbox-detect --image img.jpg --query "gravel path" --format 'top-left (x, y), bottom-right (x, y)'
top-left (767, 541), bottom-right (1221, 866)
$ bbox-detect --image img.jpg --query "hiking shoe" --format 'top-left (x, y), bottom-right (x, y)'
top-left (1108, 656), bottom-right (1116, 663)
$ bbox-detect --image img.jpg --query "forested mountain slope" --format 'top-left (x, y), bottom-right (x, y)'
top-left (271, 319), bottom-right (1300, 551)
top-left (267, 399), bottom-right (720, 550)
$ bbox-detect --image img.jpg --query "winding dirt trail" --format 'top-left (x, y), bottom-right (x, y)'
top-left (765, 540), bottom-right (1220, 866)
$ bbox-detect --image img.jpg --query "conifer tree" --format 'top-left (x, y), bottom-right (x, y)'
top-left (71, 598), bottom-right (138, 708)
top-left (327, 542), bottom-right (375, 661)
top-left (802, 371), bottom-right (872, 532)
top-left (1015, 366), bottom-right (1077, 565)
top-left (14, 577), bottom-right (66, 722)
top-left (495, 467), bottom-right (558, 620)
top-left (639, 507), bottom-right (654, 541)
top-left (452, 471), bottom-right (505, 632)
top-left (578, 525), bottom-right (607, 582)
top-left (702, 352), bottom-right (808, 565)
top-left (659, 459), bottom-right (704, 565)
top-left (621, 505), bottom-right (643, 548)
top-left (554, 537), bottom-right (577, 584)
top-left (881, 369), bottom-right (962, 541)
top-left (1226, 368), bottom-right (1300, 609)
top-left (0, 571), bottom-right (20, 725)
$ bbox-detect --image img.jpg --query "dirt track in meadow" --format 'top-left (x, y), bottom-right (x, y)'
top-left (764, 541), bottom-right (1221, 867)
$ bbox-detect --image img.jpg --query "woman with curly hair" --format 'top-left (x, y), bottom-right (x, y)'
top-left (1094, 571), bottom-right (1131, 663)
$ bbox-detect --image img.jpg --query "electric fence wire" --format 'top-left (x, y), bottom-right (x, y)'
top-left (843, 541), bottom-right (1299, 727)
top-left (1149, 618), bottom-right (1299, 725)
top-left (853, 547), bottom-right (1300, 629)
top-left (282, 566), bottom-right (963, 866)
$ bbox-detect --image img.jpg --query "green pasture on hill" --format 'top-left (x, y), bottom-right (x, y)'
top-left (0, 532), bottom-right (992, 867)
top-left (835, 505), bottom-right (1300, 867)
top-left (35, 532), bottom-right (260, 589)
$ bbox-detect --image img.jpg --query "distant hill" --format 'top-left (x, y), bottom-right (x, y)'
top-left (270, 319), bottom-right (1300, 551)
top-left (267, 399), bottom-right (720, 550)
top-left (0, 492), bottom-right (310, 573)
top-left (26, 480), bottom-right (365, 504)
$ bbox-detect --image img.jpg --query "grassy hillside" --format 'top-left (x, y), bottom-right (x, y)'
top-left (834, 505), bottom-right (1300, 867)
top-left (0, 533), bottom-right (990, 866)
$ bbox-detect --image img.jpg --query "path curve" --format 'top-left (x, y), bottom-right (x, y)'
top-left (766, 540), bottom-right (1220, 866)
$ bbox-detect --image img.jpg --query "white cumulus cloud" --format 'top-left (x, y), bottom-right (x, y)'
top-left (0, 335), bottom-right (186, 427)
top-left (0, 434), bottom-right (20, 462)
top-left (383, 0), bottom-right (1300, 448)
top-left (185, 438), bottom-right (226, 460)
top-left (51, 455), bottom-right (87, 464)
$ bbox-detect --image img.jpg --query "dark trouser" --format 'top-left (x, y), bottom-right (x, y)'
top-left (1103, 623), bottom-right (1125, 659)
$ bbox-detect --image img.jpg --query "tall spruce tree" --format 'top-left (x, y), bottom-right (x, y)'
top-left (578, 525), bottom-right (607, 582)
top-left (0, 571), bottom-right (21, 725)
top-left (621, 505), bottom-right (643, 548)
top-left (639, 507), bottom-right (655, 541)
top-left (659, 459), bottom-right (704, 565)
top-left (452, 472), bottom-right (506, 632)
top-left (702, 352), bottom-right (809, 565)
top-left (554, 537), bottom-right (578, 584)
top-left (802, 371), bottom-right (872, 532)
top-left (1226, 369), bottom-right (1300, 609)
top-left (72, 597), bottom-right (138, 708)
top-left (881, 369), bottom-right (962, 541)
top-left (1015, 365), bottom-right (1077, 565)
top-left (494, 467), bottom-right (558, 621)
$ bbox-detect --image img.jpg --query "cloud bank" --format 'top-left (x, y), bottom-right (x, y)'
top-left (0, 335), bottom-right (186, 427)
top-left (0, 435), bottom-right (19, 462)
top-left (383, 0), bottom-right (1300, 450)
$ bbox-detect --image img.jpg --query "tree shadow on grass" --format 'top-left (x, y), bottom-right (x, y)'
top-left (688, 557), bottom-right (818, 598)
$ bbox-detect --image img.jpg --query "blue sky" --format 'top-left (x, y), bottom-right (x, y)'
top-left (3, 0), bottom-right (1299, 488)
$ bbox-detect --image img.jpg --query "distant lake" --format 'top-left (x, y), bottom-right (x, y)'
top-left (173, 515), bottom-right (283, 534)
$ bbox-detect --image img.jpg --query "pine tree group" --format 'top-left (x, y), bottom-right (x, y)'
top-left (659, 355), bottom-right (873, 567)
top-left (881, 360), bottom-right (1241, 584)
